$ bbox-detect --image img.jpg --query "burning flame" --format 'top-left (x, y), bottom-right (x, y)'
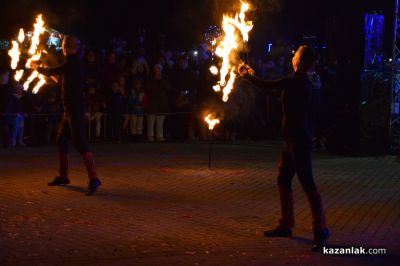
top-left (204, 1), bottom-right (253, 130)
top-left (210, 66), bottom-right (219, 75)
top-left (32, 74), bottom-right (46, 94)
top-left (213, 85), bottom-right (221, 92)
top-left (8, 41), bottom-right (20, 70)
top-left (9, 14), bottom-right (48, 93)
top-left (18, 28), bottom-right (25, 43)
top-left (14, 70), bottom-right (24, 82)
top-left (204, 114), bottom-right (220, 130)
top-left (23, 71), bottom-right (39, 91)
top-left (210, 1), bottom-right (253, 103)
top-left (28, 14), bottom-right (45, 55)
top-left (26, 52), bottom-right (41, 69)
top-left (222, 70), bottom-right (236, 102)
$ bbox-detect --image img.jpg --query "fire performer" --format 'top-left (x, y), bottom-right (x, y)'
top-left (239, 45), bottom-right (330, 251)
top-left (31, 35), bottom-right (101, 195)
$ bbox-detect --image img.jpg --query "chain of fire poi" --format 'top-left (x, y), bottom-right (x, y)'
top-left (204, 1), bottom-right (253, 130)
top-left (8, 14), bottom-right (48, 94)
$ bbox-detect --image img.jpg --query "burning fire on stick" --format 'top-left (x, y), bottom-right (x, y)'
top-left (204, 114), bottom-right (221, 130)
top-left (8, 14), bottom-right (49, 93)
top-left (204, 1), bottom-right (254, 131)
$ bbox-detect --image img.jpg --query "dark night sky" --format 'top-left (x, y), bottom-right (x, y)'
top-left (0, 0), bottom-right (394, 51)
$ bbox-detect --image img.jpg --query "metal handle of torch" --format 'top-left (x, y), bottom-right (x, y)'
top-left (208, 130), bottom-right (212, 169)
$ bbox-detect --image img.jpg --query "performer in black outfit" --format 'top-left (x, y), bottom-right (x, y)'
top-left (31, 35), bottom-right (101, 195)
top-left (239, 45), bottom-right (330, 251)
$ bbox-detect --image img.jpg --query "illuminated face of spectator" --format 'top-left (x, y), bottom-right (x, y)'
top-left (179, 59), bottom-right (188, 70)
top-left (136, 64), bottom-right (145, 74)
top-left (133, 80), bottom-right (142, 91)
top-left (86, 52), bottom-right (96, 63)
top-left (107, 53), bottom-right (116, 64)
top-left (153, 65), bottom-right (162, 77)
top-left (88, 86), bottom-right (96, 95)
top-left (111, 82), bottom-right (120, 93)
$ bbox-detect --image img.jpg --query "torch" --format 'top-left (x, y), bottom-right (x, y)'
top-left (204, 114), bottom-right (220, 169)
top-left (203, 1), bottom-right (253, 168)
top-left (7, 14), bottom-right (49, 94)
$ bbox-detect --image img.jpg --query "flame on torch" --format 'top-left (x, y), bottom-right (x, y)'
top-left (28, 14), bottom-right (45, 55)
top-left (23, 71), bottom-right (39, 91)
top-left (210, 66), bottom-right (219, 75)
top-left (9, 14), bottom-right (48, 94)
top-left (204, 114), bottom-right (220, 130)
top-left (32, 74), bottom-right (46, 94)
top-left (8, 41), bottom-right (20, 70)
top-left (14, 70), bottom-right (24, 82)
top-left (18, 29), bottom-right (25, 43)
top-left (26, 52), bottom-right (41, 69)
top-left (209, 1), bottom-right (253, 103)
top-left (213, 85), bottom-right (221, 92)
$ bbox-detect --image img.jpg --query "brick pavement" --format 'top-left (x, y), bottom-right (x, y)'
top-left (0, 142), bottom-right (399, 265)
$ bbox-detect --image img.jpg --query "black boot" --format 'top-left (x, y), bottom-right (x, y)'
top-left (312, 228), bottom-right (331, 252)
top-left (48, 176), bottom-right (70, 186)
top-left (264, 227), bottom-right (292, 237)
top-left (86, 178), bottom-right (101, 196)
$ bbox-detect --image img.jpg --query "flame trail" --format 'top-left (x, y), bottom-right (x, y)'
top-left (8, 41), bottom-right (20, 70)
top-left (18, 29), bottom-right (25, 43)
top-left (23, 71), bottom-right (39, 91)
top-left (211, 1), bottom-right (253, 102)
top-left (15, 70), bottom-right (24, 82)
top-left (204, 114), bottom-right (220, 130)
top-left (32, 74), bottom-right (46, 94)
top-left (28, 14), bottom-right (45, 55)
top-left (205, 1), bottom-right (253, 130)
top-left (210, 66), bottom-right (219, 75)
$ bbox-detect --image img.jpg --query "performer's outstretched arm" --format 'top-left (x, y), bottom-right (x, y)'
top-left (30, 61), bottom-right (64, 77)
top-left (37, 65), bottom-right (64, 77)
top-left (244, 74), bottom-right (285, 97)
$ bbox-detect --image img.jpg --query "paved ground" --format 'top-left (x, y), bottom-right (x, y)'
top-left (0, 141), bottom-right (399, 265)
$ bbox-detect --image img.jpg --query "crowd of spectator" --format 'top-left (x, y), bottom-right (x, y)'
top-left (0, 36), bottom-right (340, 149)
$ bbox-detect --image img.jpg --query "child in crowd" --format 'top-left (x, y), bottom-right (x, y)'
top-left (85, 84), bottom-right (104, 141)
top-left (106, 81), bottom-right (125, 142)
top-left (11, 83), bottom-right (26, 147)
top-left (126, 78), bottom-right (147, 136)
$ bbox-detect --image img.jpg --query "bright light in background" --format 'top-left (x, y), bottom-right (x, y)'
top-left (267, 43), bottom-right (272, 53)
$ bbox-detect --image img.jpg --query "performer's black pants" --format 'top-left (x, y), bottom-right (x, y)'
top-left (278, 139), bottom-right (316, 194)
top-left (277, 136), bottom-right (326, 230)
top-left (57, 110), bottom-right (90, 154)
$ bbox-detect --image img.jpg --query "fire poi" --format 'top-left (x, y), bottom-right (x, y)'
top-left (204, 1), bottom-right (254, 130)
top-left (8, 14), bottom-right (51, 94)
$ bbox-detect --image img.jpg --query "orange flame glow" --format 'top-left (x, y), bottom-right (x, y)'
top-left (14, 70), bottom-right (24, 82)
top-left (8, 41), bottom-right (20, 70)
top-left (210, 66), bottom-right (219, 75)
top-left (28, 14), bottom-right (45, 55)
top-left (18, 28), bottom-right (25, 43)
top-left (204, 114), bottom-right (220, 130)
top-left (32, 74), bottom-right (46, 94)
top-left (210, 1), bottom-right (253, 103)
top-left (23, 71), bottom-right (39, 91)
